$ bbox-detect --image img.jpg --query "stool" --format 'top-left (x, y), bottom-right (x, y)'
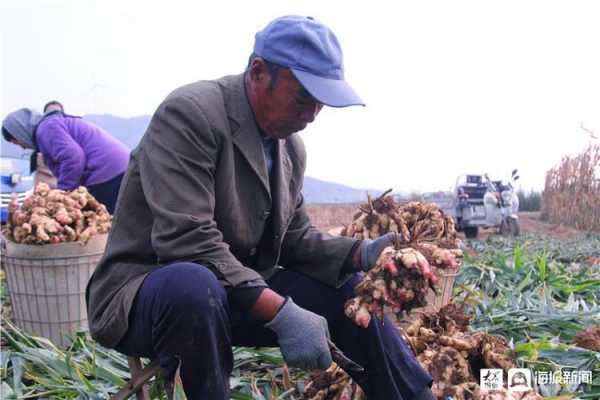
top-left (111, 357), bottom-right (162, 400)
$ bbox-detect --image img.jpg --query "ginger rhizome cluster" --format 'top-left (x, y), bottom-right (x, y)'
top-left (342, 192), bottom-right (463, 326)
top-left (3, 183), bottom-right (111, 245)
top-left (403, 304), bottom-right (541, 400)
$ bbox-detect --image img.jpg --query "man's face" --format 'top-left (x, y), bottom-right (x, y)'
top-left (252, 65), bottom-right (323, 139)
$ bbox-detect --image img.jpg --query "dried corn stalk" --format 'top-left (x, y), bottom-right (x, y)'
top-left (541, 144), bottom-right (600, 232)
top-left (2, 183), bottom-right (111, 245)
top-left (342, 192), bottom-right (463, 327)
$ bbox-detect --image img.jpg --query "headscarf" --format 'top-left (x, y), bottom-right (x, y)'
top-left (1, 108), bottom-right (43, 149)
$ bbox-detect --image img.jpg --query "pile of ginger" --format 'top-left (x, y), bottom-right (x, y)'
top-left (2, 183), bottom-right (111, 245)
top-left (342, 192), bottom-right (463, 327)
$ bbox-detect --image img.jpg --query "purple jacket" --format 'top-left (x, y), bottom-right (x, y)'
top-left (36, 115), bottom-right (130, 190)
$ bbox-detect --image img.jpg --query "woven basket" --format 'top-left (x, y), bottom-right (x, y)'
top-left (425, 272), bottom-right (458, 311)
top-left (2, 234), bottom-right (107, 347)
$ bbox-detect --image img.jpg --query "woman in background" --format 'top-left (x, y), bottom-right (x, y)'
top-left (2, 108), bottom-right (129, 213)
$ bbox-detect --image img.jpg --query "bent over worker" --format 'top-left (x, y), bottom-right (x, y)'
top-left (2, 108), bottom-right (129, 213)
top-left (86, 15), bottom-right (434, 399)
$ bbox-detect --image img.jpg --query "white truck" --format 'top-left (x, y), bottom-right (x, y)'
top-left (433, 171), bottom-right (520, 239)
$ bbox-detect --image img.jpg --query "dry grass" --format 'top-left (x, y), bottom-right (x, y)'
top-left (541, 144), bottom-right (600, 232)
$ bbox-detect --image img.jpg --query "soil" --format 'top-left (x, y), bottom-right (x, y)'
top-left (472, 212), bottom-right (584, 241)
top-left (307, 205), bottom-right (587, 241)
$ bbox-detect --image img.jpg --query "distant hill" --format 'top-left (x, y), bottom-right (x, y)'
top-left (1, 113), bottom-right (377, 203)
top-left (303, 177), bottom-right (378, 203)
top-left (84, 114), bottom-right (151, 150)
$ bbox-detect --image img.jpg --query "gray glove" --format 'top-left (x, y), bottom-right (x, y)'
top-left (359, 232), bottom-right (398, 272)
top-left (265, 297), bottom-right (332, 370)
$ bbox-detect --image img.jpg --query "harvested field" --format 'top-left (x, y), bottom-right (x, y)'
top-left (308, 205), bottom-right (588, 241)
top-left (306, 203), bottom-right (358, 233)
top-left (1, 199), bottom-right (598, 399)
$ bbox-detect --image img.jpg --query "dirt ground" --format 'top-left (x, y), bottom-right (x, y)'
top-left (306, 205), bottom-right (586, 240)
top-left (468, 211), bottom-right (585, 240)
top-left (516, 212), bottom-right (584, 239)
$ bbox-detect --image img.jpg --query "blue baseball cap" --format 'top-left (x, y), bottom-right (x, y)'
top-left (253, 15), bottom-right (365, 108)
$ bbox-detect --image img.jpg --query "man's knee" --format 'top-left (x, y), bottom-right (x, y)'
top-left (144, 262), bottom-right (228, 316)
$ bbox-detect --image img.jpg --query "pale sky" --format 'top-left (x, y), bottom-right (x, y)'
top-left (1, 0), bottom-right (599, 193)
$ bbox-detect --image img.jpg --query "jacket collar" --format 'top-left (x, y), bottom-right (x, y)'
top-left (273, 139), bottom-right (293, 231)
top-left (222, 73), bottom-right (295, 237)
top-left (224, 73), bottom-right (271, 200)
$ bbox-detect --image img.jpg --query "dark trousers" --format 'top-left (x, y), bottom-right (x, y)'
top-left (87, 173), bottom-right (124, 214)
top-left (115, 262), bottom-right (433, 399)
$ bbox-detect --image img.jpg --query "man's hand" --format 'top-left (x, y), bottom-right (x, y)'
top-left (358, 232), bottom-right (398, 272)
top-left (265, 297), bottom-right (332, 370)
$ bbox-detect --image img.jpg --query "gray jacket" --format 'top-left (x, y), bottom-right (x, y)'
top-left (86, 74), bottom-right (357, 347)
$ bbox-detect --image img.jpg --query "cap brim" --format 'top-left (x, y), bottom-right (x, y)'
top-left (291, 69), bottom-right (365, 108)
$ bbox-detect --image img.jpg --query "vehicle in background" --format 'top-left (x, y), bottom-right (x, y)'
top-left (1, 158), bottom-right (34, 224)
top-left (485, 170), bottom-right (521, 237)
top-left (437, 170), bottom-right (520, 238)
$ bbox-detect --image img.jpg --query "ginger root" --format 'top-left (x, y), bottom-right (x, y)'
top-left (2, 183), bottom-right (112, 245)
